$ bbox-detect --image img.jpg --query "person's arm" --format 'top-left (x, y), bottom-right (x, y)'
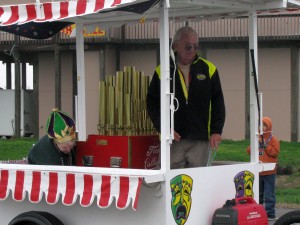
top-left (27, 140), bottom-right (39, 164)
top-left (146, 69), bottom-right (161, 133)
top-left (210, 133), bottom-right (221, 149)
top-left (209, 68), bottom-right (225, 150)
top-left (27, 150), bottom-right (36, 164)
top-left (27, 136), bottom-right (61, 165)
top-left (265, 137), bottom-right (280, 158)
top-left (210, 68), bottom-right (226, 136)
top-left (246, 145), bottom-right (251, 155)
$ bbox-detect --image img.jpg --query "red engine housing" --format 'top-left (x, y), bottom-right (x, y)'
top-left (212, 197), bottom-right (268, 225)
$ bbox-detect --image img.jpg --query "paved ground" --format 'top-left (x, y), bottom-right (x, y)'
top-left (269, 208), bottom-right (300, 225)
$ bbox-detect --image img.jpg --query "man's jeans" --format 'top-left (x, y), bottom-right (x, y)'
top-left (259, 174), bottom-right (276, 217)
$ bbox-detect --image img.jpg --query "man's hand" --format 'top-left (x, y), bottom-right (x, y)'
top-left (173, 130), bottom-right (181, 142)
top-left (210, 133), bottom-right (222, 150)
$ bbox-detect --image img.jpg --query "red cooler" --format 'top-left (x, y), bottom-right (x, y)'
top-left (211, 197), bottom-right (268, 225)
top-left (76, 135), bottom-right (160, 169)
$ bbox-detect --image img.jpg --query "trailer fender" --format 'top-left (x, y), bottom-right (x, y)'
top-left (8, 211), bottom-right (64, 225)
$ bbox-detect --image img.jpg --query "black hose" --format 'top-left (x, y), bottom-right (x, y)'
top-left (250, 49), bottom-right (264, 145)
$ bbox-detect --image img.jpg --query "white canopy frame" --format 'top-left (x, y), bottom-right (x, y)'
top-left (0, 0), bottom-right (298, 185)
top-left (72, 0), bottom-right (300, 172)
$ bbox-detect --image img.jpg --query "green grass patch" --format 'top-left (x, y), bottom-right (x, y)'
top-left (215, 139), bottom-right (250, 162)
top-left (216, 139), bottom-right (300, 207)
top-left (0, 137), bottom-right (37, 160)
top-left (277, 141), bottom-right (300, 170)
top-left (276, 172), bottom-right (300, 206)
top-left (217, 140), bottom-right (300, 171)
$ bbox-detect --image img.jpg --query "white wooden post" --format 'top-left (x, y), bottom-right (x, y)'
top-left (249, 11), bottom-right (259, 163)
top-left (159, 0), bottom-right (171, 173)
top-left (249, 10), bottom-right (260, 201)
top-left (76, 23), bottom-right (87, 141)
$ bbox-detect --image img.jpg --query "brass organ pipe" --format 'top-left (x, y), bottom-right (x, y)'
top-left (99, 66), bottom-right (156, 136)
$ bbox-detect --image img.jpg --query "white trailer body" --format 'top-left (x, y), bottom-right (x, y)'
top-left (0, 1), bottom-right (298, 225)
top-left (0, 163), bottom-right (275, 225)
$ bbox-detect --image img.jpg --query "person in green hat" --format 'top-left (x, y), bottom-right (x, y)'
top-left (27, 109), bottom-right (76, 165)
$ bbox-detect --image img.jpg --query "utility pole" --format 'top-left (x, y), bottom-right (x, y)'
top-left (53, 33), bottom-right (61, 109)
top-left (13, 34), bottom-right (21, 137)
top-left (6, 62), bottom-right (12, 89)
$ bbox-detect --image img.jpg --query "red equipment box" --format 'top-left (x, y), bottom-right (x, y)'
top-left (211, 197), bottom-right (268, 225)
top-left (76, 135), bottom-right (160, 169)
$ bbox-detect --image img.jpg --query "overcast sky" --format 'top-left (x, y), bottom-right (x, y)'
top-left (0, 63), bottom-right (33, 89)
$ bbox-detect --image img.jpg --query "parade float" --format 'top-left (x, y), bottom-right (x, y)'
top-left (0, 1), bottom-right (299, 224)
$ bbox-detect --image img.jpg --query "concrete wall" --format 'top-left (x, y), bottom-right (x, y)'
top-left (37, 47), bottom-right (296, 141)
top-left (259, 48), bottom-right (291, 141)
top-left (38, 53), bottom-right (56, 137)
top-left (120, 49), bottom-right (157, 77)
top-left (207, 48), bottom-right (292, 141)
top-left (208, 49), bottom-right (246, 140)
top-left (38, 52), bottom-right (74, 137)
top-left (85, 51), bottom-right (101, 135)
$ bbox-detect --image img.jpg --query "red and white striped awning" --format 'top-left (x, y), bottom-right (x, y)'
top-left (0, 169), bottom-right (142, 210)
top-left (1, 0), bottom-right (300, 27)
top-left (0, 0), bottom-right (139, 26)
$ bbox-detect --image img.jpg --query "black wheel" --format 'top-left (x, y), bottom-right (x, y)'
top-left (8, 211), bottom-right (64, 225)
top-left (274, 210), bottom-right (300, 225)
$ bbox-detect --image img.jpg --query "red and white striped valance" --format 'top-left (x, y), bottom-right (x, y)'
top-left (0, 0), bottom-right (138, 26)
top-left (0, 169), bottom-right (142, 210)
top-left (1, 0), bottom-right (300, 26)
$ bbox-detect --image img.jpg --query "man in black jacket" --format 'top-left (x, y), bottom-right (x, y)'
top-left (147, 26), bottom-right (225, 169)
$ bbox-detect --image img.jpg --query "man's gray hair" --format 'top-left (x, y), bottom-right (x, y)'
top-left (173, 26), bottom-right (198, 42)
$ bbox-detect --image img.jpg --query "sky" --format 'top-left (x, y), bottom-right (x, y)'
top-left (0, 62), bottom-right (33, 89)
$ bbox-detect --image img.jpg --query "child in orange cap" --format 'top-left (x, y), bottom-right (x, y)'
top-left (246, 117), bottom-right (280, 221)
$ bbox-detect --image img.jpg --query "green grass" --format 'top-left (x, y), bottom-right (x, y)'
top-left (215, 139), bottom-right (250, 162)
top-left (217, 139), bottom-right (300, 207)
top-left (0, 137), bottom-right (37, 160)
top-left (276, 172), bottom-right (300, 207)
top-left (217, 140), bottom-right (300, 171)
top-left (217, 139), bottom-right (300, 168)
top-left (1, 137), bottom-right (300, 206)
